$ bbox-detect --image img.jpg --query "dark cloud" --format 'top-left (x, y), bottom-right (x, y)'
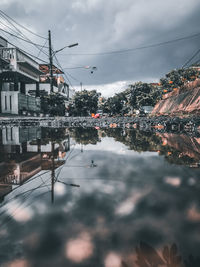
top-left (1, 0), bottom-right (200, 95)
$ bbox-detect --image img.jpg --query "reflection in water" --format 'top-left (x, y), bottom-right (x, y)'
top-left (121, 242), bottom-right (200, 267)
top-left (0, 127), bottom-right (70, 202)
top-left (0, 126), bottom-right (200, 266)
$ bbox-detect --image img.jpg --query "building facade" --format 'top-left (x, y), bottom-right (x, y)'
top-left (0, 36), bottom-right (41, 115)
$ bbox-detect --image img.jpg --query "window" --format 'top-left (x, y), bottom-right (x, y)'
top-left (11, 127), bottom-right (13, 141)
top-left (10, 95), bottom-right (12, 110)
top-left (5, 96), bottom-right (7, 110)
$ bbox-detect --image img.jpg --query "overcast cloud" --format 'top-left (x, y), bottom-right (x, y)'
top-left (1, 0), bottom-right (200, 96)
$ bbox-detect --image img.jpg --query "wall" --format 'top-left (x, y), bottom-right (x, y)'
top-left (26, 83), bottom-right (58, 95)
top-left (18, 94), bottom-right (41, 113)
top-left (1, 126), bottom-right (20, 145)
top-left (1, 91), bottom-right (19, 114)
top-left (152, 79), bottom-right (200, 116)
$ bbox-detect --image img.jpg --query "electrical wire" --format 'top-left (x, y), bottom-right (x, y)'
top-left (0, 19), bottom-right (49, 61)
top-left (59, 31), bottom-right (200, 56)
top-left (0, 27), bottom-right (48, 48)
top-left (0, 12), bottom-right (49, 58)
top-left (0, 19), bottom-right (27, 37)
top-left (54, 53), bottom-right (77, 90)
top-left (182, 48), bottom-right (200, 68)
top-left (3, 38), bottom-right (49, 63)
top-left (37, 39), bottom-right (48, 58)
top-left (0, 9), bottom-right (47, 40)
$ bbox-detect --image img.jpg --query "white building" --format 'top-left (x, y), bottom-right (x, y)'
top-left (0, 36), bottom-right (41, 115)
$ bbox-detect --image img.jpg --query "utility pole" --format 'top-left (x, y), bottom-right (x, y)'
top-left (80, 82), bottom-right (82, 92)
top-left (48, 30), bottom-right (54, 93)
top-left (51, 141), bottom-right (55, 204)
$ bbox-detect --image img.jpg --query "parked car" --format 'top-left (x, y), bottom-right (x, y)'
top-left (96, 109), bottom-right (103, 116)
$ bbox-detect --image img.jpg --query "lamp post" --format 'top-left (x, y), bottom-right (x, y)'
top-left (48, 29), bottom-right (78, 93)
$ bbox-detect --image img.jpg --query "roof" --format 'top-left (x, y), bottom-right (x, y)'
top-left (39, 64), bottom-right (64, 74)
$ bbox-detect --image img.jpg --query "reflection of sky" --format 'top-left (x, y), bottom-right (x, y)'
top-left (78, 136), bottom-right (157, 157)
top-left (0, 136), bottom-right (200, 266)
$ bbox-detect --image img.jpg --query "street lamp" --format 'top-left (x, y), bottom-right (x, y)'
top-left (63, 65), bottom-right (97, 74)
top-left (54, 42), bottom-right (79, 54)
top-left (48, 29), bottom-right (78, 93)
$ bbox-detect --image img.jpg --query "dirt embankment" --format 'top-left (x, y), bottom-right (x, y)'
top-left (152, 79), bottom-right (200, 116)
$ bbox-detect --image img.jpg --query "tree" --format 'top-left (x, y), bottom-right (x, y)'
top-left (160, 67), bottom-right (199, 93)
top-left (127, 82), bottom-right (161, 109)
top-left (41, 93), bottom-right (66, 116)
top-left (68, 90), bottom-right (99, 116)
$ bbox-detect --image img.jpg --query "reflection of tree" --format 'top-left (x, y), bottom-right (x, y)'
top-left (162, 244), bottom-right (182, 267)
top-left (122, 242), bottom-right (184, 267)
top-left (104, 129), bottom-right (199, 166)
top-left (159, 149), bottom-right (197, 166)
top-left (69, 127), bottom-right (101, 145)
top-left (105, 129), bottom-right (161, 152)
top-left (41, 128), bottom-right (67, 143)
top-left (184, 255), bottom-right (200, 267)
top-left (135, 242), bottom-right (164, 267)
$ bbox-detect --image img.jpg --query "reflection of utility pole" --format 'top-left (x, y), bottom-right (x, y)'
top-left (90, 160), bottom-right (97, 167)
top-left (48, 30), bottom-right (54, 93)
top-left (51, 142), bottom-right (55, 203)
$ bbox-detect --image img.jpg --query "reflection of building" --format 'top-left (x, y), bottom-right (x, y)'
top-left (0, 127), bottom-right (70, 202)
top-left (0, 36), bottom-right (41, 115)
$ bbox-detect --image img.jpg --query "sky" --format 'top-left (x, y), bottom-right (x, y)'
top-left (0, 0), bottom-right (200, 96)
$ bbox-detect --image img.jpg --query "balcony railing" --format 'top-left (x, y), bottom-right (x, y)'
top-left (0, 47), bottom-right (40, 80)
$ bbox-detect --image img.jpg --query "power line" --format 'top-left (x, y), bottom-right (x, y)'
top-left (0, 9), bottom-right (47, 40)
top-left (182, 47), bottom-right (200, 68)
top-left (0, 27), bottom-right (48, 48)
top-left (0, 19), bottom-right (26, 37)
top-left (5, 39), bottom-right (49, 63)
top-left (37, 39), bottom-right (48, 57)
top-left (59, 31), bottom-right (200, 56)
top-left (65, 70), bottom-right (81, 83)
top-left (62, 66), bottom-right (89, 69)
top-left (54, 53), bottom-right (76, 90)
top-left (0, 12), bottom-right (49, 57)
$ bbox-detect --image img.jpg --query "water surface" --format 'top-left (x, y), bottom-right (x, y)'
top-left (0, 127), bottom-right (200, 267)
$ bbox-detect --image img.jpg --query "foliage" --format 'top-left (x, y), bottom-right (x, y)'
top-left (68, 90), bottom-right (99, 116)
top-left (160, 68), bottom-right (199, 93)
top-left (128, 82), bottom-right (161, 109)
top-left (41, 93), bottom-right (66, 116)
top-left (102, 92), bottom-right (127, 115)
top-left (41, 128), bottom-right (67, 142)
top-left (69, 127), bottom-right (100, 144)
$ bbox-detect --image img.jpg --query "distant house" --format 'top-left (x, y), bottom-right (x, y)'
top-left (0, 36), bottom-right (41, 115)
top-left (26, 64), bottom-right (74, 98)
top-left (142, 106), bottom-right (154, 114)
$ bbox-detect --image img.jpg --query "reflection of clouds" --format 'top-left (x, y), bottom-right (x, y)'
top-left (65, 232), bottom-right (94, 263)
top-left (188, 177), bottom-right (196, 186)
top-left (6, 201), bottom-right (33, 222)
top-left (54, 183), bottom-right (66, 196)
top-left (4, 259), bottom-right (29, 267)
top-left (1, 134), bottom-right (200, 266)
top-left (104, 252), bottom-right (122, 267)
top-left (115, 190), bottom-right (151, 216)
top-left (187, 204), bottom-right (200, 222)
top-left (84, 138), bottom-right (158, 157)
top-left (164, 176), bottom-right (181, 187)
